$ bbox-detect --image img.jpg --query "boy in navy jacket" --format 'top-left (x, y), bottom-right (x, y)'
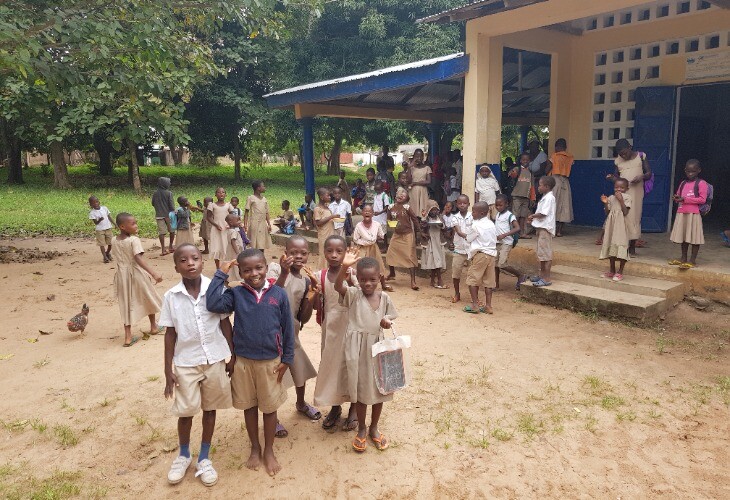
top-left (207, 249), bottom-right (294, 477)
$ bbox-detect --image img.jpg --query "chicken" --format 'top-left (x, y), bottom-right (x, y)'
top-left (67, 304), bottom-right (89, 334)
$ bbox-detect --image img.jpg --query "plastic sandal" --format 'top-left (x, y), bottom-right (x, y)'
top-left (321, 408), bottom-right (342, 430)
top-left (462, 305), bottom-right (480, 314)
top-left (612, 274), bottom-right (624, 282)
top-left (123, 336), bottom-right (139, 347)
top-left (352, 436), bottom-right (367, 453)
top-left (530, 276), bottom-right (542, 283)
top-left (297, 403), bottom-right (322, 420)
top-left (515, 276), bottom-right (527, 291)
top-left (601, 272), bottom-right (615, 279)
top-left (275, 422), bottom-right (288, 438)
top-left (720, 232), bottom-right (730, 244)
top-left (679, 263), bottom-right (695, 270)
top-left (369, 433), bottom-right (389, 451)
top-left (668, 259), bottom-right (682, 266)
top-left (533, 278), bottom-right (552, 287)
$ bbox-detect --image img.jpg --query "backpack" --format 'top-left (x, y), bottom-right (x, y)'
top-left (168, 210), bottom-right (178, 231)
top-left (678, 179), bottom-right (713, 216)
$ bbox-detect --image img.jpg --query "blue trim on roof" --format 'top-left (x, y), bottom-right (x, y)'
top-left (266, 55), bottom-right (470, 109)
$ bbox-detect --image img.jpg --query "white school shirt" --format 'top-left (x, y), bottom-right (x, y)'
top-left (158, 276), bottom-right (231, 367)
top-left (451, 211), bottom-right (473, 255)
top-left (328, 199), bottom-right (351, 230)
top-left (494, 210), bottom-right (515, 246)
top-left (466, 216), bottom-right (498, 259)
top-left (442, 213), bottom-right (454, 229)
top-left (475, 176), bottom-right (500, 205)
top-left (372, 192), bottom-right (391, 226)
top-left (532, 191), bottom-right (556, 235)
top-left (89, 206), bottom-right (113, 231)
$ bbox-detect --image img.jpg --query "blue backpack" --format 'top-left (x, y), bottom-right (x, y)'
top-left (168, 210), bottom-right (178, 231)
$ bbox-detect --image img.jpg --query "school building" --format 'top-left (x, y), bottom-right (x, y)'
top-left (266, 0), bottom-right (730, 235)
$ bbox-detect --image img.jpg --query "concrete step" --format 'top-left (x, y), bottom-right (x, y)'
top-left (550, 265), bottom-right (686, 303)
top-left (519, 280), bottom-right (669, 321)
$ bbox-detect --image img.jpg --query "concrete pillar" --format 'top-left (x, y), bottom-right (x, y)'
top-left (429, 123), bottom-right (442, 164)
top-left (461, 30), bottom-right (503, 202)
top-left (298, 118), bottom-right (315, 196)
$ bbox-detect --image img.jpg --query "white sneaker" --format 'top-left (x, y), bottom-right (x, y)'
top-left (195, 459), bottom-right (218, 487)
top-left (167, 455), bottom-right (192, 485)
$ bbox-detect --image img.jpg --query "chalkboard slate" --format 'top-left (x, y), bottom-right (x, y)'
top-left (375, 348), bottom-right (407, 395)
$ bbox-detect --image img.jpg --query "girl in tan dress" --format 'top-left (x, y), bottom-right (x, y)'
top-left (245, 180), bottom-right (272, 251)
top-left (599, 178), bottom-right (633, 281)
top-left (206, 187), bottom-right (232, 268)
top-left (111, 213), bottom-right (163, 347)
top-left (335, 250), bottom-right (398, 452)
top-left (314, 234), bottom-right (359, 431)
top-left (199, 196), bottom-right (213, 254)
top-left (610, 139), bottom-right (651, 256)
top-left (406, 148), bottom-right (432, 221)
top-left (420, 199), bottom-right (448, 288)
top-left (314, 187), bottom-right (336, 269)
top-left (385, 191), bottom-right (420, 290)
top-left (267, 236), bottom-right (321, 436)
top-left (352, 204), bottom-right (394, 292)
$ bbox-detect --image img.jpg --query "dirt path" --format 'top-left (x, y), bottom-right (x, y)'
top-left (0, 237), bottom-right (728, 498)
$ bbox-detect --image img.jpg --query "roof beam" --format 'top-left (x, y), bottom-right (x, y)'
top-left (503, 85), bottom-right (551, 98)
top-left (294, 103), bottom-right (464, 124)
top-left (407, 101), bottom-right (464, 111)
top-left (399, 85), bottom-right (426, 105)
top-left (544, 22), bottom-right (583, 36)
top-left (708, 0), bottom-right (730, 7)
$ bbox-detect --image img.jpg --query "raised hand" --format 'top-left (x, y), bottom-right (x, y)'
top-left (220, 259), bottom-right (238, 274)
top-left (342, 247), bottom-right (361, 268)
top-left (279, 252), bottom-right (294, 273)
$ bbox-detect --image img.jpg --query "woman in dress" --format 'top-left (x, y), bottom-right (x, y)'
top-left (406, 148), bottom-right (431, 221)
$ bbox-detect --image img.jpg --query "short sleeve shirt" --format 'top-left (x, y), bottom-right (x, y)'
top-left (89, 206), bottom-right (113, 231)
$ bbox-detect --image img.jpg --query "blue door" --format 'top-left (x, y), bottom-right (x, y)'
top-left (632, 86), bottom-right (677, 233)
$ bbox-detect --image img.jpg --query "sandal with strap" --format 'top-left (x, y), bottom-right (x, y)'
top-left (533, 278), bottom-right (552, 287)
top-left (352, 436), bottom-right (367, 453)
top-left (123, 336), bottom-right (139, 347)
top-left (275, 422), bottom-right (288, 438)
top-left (463, 305), bottom-right (480, 314)
top-left (668, 259), bottom-right (682, 266)
top-left (679, 262), bottom-right (695, 270)
top-left (321, 408), bottom-right (342, 431)
top-left (297, 403), bottom-right (322, 420)
top-left (369, 432), bottom-right (389, 451)
top-left (341, 416), bottom-right (358, 432)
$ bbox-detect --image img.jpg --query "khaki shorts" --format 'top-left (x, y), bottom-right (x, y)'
top-left (466, 252), bottom-right (496, 289)
top-left (172, 361), bottom-right (232, 417)
top-left (536, 228), bottom-right (554, 262)
top-left (230, 357), bottom-right (287, 414)
top-left (156, 218), bottom-right (174, 236)
top-left (496, 242), bottom-right (512, 268)
top-left (451, 252), bottom-right (470, 280)
top-left (512, 196), bottom-right (531, 218)
top-left (95, 229), bottom-right (113, 246)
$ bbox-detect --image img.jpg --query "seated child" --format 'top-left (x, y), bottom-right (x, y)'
top-left (161, 244), bottom-right (234, 487)
top-left (464, 202), bottom-right (497, 314)
top-left (334, 252), bottom-right (398, 452)
top-left (88, 195), bottom-right (116, 263)
top-left (206, 250), bottom-right (294, 476)
top-left (298, 194), bottom-right (316, 230)
top-left (273, 200), bottom-right (296, 235)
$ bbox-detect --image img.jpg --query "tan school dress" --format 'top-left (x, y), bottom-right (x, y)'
top-left (408, 165), bottom-right (432, 220)
top-left (199, 202), bottom-right (211, 240)
top-left (353, 221), bottom-right (385, 275)
top-left (314, 205), bottom-right (335, 269)
top-left (313, 269), bottom-right (354, 407)
top-left (421, 220), bottom-right (446, 270)
top-left (615, 155), bottom-right (644, 240)
top-left (246, 195), bottom-right (271, 250)
top-left (112, 236), bottom-right (161, 325)
top-left (599, 194), bottom-right (632, 261)
top-left (225, 228), bottom-right (243, 281)
top-left (386, 204), bottom-right (418, 268)
top-left (341, 286), bottom-right (398, 405)
top-left (207, 202), bottom-right (232, 260)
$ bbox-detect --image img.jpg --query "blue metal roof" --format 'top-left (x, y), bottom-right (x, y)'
top-left (264, 53), bottom-right (470, 109)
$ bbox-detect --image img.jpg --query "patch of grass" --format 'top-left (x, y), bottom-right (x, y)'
top-left (145, 375), bottom-right (159, 383)
top-left (1, 470), bottom-right (82, 499)
top-left (30, 419), bottom-right (47, 434)
top-left (647, 409), bottom-right (662, 419)
top-left (53, 425), bottom-right (79, 448)
top-left (0, 463), bottom-right (16, 478)
top-left (600, 395), bottom-right (625, 410)
top-left (616, 411), bottom-right (637, 422)
top-left (577, 308), bottom-right (600, 323)
top-left (491, 428), bottom-right (513, 442)
top-left (98, 398), bottom-right (112, 408)
top-left (2, 419), bottom-right (29, 432)
top-left (134, 415), bottom-right (147, 426)
top-left (60, 399), bottom-right (75, 412)
top-left (717, 376), bottom-right (730, 405)
top-left (656, 334), bottom-right (674, 354)
top-left (33, 356), bottom-right (51, 369)
top-left (469, 434), bottom-right (490, 449)
top-left (583, 375), bottom-right (610, 396)
top-left (584, 415), bottom-right (599, 433)
top-left (516, 413), bottom-right (543, 439)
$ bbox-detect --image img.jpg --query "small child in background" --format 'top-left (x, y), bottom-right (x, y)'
top-left (511, 153), bottom-right (535, 238)
top-left (450, 195), bottom-right (473, 303)
top-left (493, 194), bottom-right (524, 289)
top-left (421, 200), bottom-right (448, 289)
top-left (446, 166), bottom-right (460, 203)
top-left (229, 197), bottom-right (251, 248)
top-left (352, 204), bottom-right (394, 292)
top-left (386, 163), bottom-right (397, 201)
top-left (372, 180), bottom-right (391, 245)
top-left (199, 196), bottom-right (213, 254)
top-left (545, 138), bottom-right (574, 237)
top-left (298, 194), bottom-right (317, 230)
top-left (395, 171), bottom-right (409, 199)
top-left (334, 252), bottom-right (398, 452)
top-left (88, 195), bottom-right (116, 263)
top-left (245, 180), bottom-right (272, 252)
top-left (669, 159), bottom-right (708, 269)
top-left (273, 200), bottom-right (296, 235)
top-left (314, 187), bottom-right (337, 270)
top-left (464, 202), bottom-right (497, 314)
top-left (111, 213), bottom-right (163, 347)
top-left (351, 179), bottom-right (366, 212)
top-left (475, 164), bottom-right (500, 220)
top-left (337, 171), bottom-right (352, 203)
top-left (599, 178), bottom-right (632, 281)
top-left (442, 201), bottom-right (455, 250)
top-left (329, 188), bottom-right (352, 238)
top-left (152, 177), bottom-right (176, 256)
top-left (175, 196), bottom-right (196, 247)
top-left (161, 244), bottom-right (234, 487)
top-left (224, 214), bottom-right (245, 281)
top-left (527, 176), bottom-right (556, 287)
top-left (206, 187), bottom-right (232, 269)
top-left (206, 250), bottom-right (294, 477)
top-left (363, 168), bottom-right (377, 207)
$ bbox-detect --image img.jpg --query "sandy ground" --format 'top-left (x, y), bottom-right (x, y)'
top-left (0, 237), bottom-right (728, 499)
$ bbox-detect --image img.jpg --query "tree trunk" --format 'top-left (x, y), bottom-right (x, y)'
top-left (173, 146), bottom-right (184, 165)
top-left (327, 134), bottom-right (343, 175)
top-left (50, 140), bottom-right (71, 188)
top-left (127, 140), bottom-right (142, 194)
top-left (7, 136), bottom-right (23, 184)
top-left (93, 133), bottom-right (114, 175)
top-left (233, 134), bottom-right (242, 182)
top-left (298, 141), bottom-right (304, 173)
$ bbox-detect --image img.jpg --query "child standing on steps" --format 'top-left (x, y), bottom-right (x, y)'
top-left (475, 164), bottom-right (500, 220)
top-left (88, 195), bottom-right (116, 263)
top-left (314, 235), bottom-right (359, 433)
top-left (669, 159), bottom-right (708, 270)
top-left (206, 188), bottom-right (232, 269)
top-left (245, 180), bottom-right (272, 252)
top-left (420, 199), bottom-right (448, 289)
top-left (111, 213), bottom-right (163, 347)
top-left (527, 176), bottom-right (556, 287)
top-left (352, 204), bottom-right (394, 292)
top-left (335, 252), bottom-right (398, 453)
top-left (599, 178), bottom-right (633, 281)
top-left (162, 244), bottom-right (234, 487)
top-left (494, 194), bottom-right (524, 289)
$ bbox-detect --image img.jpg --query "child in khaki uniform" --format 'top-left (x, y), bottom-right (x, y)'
top-left (464, 202), bottom-right (498, 315)
top-left (88, 195), bottom-right (116, 263)
top-left (161, 244), bottom-right (234, 487)
top-left (206, 249), bottom-right (294, 477)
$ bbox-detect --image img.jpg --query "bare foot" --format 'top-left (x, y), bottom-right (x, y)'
top-left (262, 448), bottom-right (281, 476)
top-left (246, 446), bottom-right (262, 470)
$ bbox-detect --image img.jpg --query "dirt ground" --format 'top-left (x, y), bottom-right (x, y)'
top-left (0, 237), bottom-right (728, 499)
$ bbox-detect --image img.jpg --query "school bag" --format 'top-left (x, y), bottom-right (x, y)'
top-left (168, 210), bottom-right (178, 231)
top-left (678, 179), bottom-right (713, 216)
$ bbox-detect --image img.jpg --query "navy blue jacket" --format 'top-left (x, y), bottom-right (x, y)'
top-left (206, 270), bottom-right (294, 365)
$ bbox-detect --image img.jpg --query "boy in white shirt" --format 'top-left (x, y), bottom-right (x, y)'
top-left (494, 194), bottom-right (525, 289)
top-left (464, 202), bottom-right (497, 315)
top-left (161, 244), bottom-right (234, 487)
top-left (449, 194), bottom-right (473, 303)
top-left (88, 195), bottom-right (116, 263)
top-left (527, 176), bottom-right (557, 286)
top-left (328, 187), bottom-right (352, 237)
